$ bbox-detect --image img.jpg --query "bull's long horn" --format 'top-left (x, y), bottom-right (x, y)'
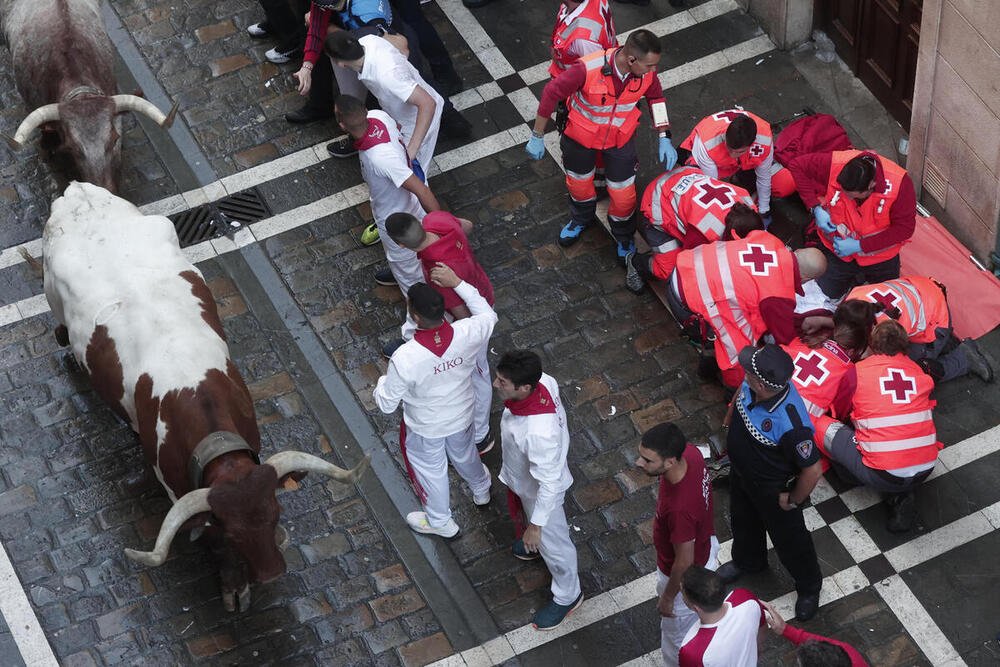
top-left (264, 451), bottom-right (371, 485)
top-left (112, 95), bottom-right (177, 128)
top-left (124, 488), bottom-right (211, 566)
top-left (9, 104), bottom-right (61, 149)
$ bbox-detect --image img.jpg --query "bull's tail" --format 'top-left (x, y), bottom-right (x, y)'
top-left (19, 247), bottom-right (43, 278)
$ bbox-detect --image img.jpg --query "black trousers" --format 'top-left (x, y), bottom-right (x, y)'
top-left (729, 470), bottom-right (822, 596)
top-left (392, 0), bottom-right (454, 70)
top-left (815, 244), bottom-right (901, 300)
top-left (258, 0), bottom-right (303, 52)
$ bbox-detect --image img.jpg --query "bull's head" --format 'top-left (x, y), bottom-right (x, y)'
top-left (124, 450), bottom-right (370, 608)
top-left (5, 94), bottom-right (177, 193)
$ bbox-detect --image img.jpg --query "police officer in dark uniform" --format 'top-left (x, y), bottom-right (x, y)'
top-left (717, 344), bottom-right (824, 621)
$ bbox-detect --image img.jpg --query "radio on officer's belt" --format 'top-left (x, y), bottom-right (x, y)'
top-left (651, 101), bottom-right (669, 130)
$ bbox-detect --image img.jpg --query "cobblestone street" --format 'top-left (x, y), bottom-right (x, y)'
top-left (1, 0), bottom-right (1000, 665)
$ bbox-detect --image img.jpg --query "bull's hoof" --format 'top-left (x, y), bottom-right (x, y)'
top-left (222, 583), bottom-right (251, 613)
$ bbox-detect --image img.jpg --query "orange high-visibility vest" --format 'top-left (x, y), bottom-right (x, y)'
top-left (640, 166), bottom-right (756, 248)
top-left (819, 150), bottom-right (909, 265)
top-left (676, 230), bottom-right (796, 371)
top-left (783, 337), bottom-right (854, 438)
top-left (852, 354), bottom-right (941, 470)
top-left (680, 109), bottom-right (773, 178)
top-left (565, 48), bottom-right (657, 149)
top-left (846, 276), bottom-right (950, 344)
top-left (549, 0), bottom-right (617, 79)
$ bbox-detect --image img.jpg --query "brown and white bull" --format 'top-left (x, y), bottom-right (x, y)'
top-left (42, 182), bottom-right (369, 612)
top-left (1, 0), bottom-right (176, 192)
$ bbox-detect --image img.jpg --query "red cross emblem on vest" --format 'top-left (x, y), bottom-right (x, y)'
top-left (793, 351), bottom-right (829, 387)
top-left (879, 368), bottom-right (917, 404)
top-left (712, 110), bottom-right (746, 124)
top-left (868, 289), bottom-right (899, 310)
top-left (694, 181), bottom-right (734, 208)
top-left (749, 143), bottom-right (765, 157)
top-left (738, 243), bottom-right (778, 276)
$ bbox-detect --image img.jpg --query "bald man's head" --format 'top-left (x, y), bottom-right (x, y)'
top-left (794, 247), bottom-right (827, 282)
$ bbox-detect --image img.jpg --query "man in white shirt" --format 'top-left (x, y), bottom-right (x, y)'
top-left (326, 29), bottom-right (443, 175)
top-left (334, 95), bottom-right (438, 336)
top-left (494, 350), bottom-right (582, 630)
top-left (678, 566), bottom-right (766, 667)
top-left (373, 264), bottom-right (496, 537)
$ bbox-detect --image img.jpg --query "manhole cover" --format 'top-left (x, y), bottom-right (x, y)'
top-left (168, 187), bottom-right (271, 248)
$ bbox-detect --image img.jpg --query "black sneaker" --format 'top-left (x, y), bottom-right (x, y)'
top-left (382, 338), bottom-right (405, 359)
top-left (374, 268), bottom-right (397, 286)
top-left (327, 137), bottom-right (358, 159)
top-left (476, 433), bottom-right (495, 455)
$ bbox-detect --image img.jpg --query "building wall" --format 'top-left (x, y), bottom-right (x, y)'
top-left (908, 0), bottom-right (1000, 264)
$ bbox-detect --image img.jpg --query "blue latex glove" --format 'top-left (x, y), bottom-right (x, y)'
top-left (833, 236), bottom-right (862, 257)
top-left (410, 158), bottom-right (426, 183)
top-left (659, 137), bottom-right (678, 170)
top-left (526, 135), bottom-right (546, 160)
top-left (813, 205), bottom-right (835, 233)
top-left (761, 213), bottom-right (772, 229)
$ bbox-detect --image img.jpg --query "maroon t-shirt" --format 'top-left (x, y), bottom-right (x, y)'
top-left (418, 212), bottom-right (494, 310)
top-left (654, 444), bottom-right (715, 574)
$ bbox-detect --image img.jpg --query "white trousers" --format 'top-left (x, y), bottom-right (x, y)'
top-left (657, 536), bottom-right (720, 667)
top-left (403, 423), bottom-right (491, 527)
top-left (520, 491), bottom-right (581, 606)
top-left (472, 342), bottom-right (491, 441)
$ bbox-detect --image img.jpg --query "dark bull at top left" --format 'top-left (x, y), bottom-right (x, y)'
top-left (1, 0), bottom-right (177, 193)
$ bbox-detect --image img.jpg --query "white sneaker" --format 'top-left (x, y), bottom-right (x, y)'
top-left (265, 46), bottom-right (298, 64)
top-left (473, 463), bottom-right (492, 506)
top-left (406, 511), bottom-right (459, 538)
top-left (247, 22), bottom-right (269, 38)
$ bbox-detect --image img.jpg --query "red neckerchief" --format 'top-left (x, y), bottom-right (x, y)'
top-left (504, 382), bottom-right (557, 416)
top-left (354, 117), bottom-right (392, 151)
top-left (413, 321), bottom-right (454, 357)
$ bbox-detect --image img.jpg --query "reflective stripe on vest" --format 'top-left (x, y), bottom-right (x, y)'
top-left (855, 432), bottom-right (938, 453)
top-left (854, 409), bottom-right (934, 430)
top-left (800, 395), bottom-right (825, 418)
top-left (690, 243), bottom-right (752, 365)
top-left (885, 279), bottom-right (927, 337)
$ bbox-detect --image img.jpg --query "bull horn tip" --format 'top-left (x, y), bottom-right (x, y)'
top-left (162, 101), bottom-right (179, 128)
top-left (2, 134), bottom-right (22, 151)
top-left (352, 453), bottom-right (372, 481)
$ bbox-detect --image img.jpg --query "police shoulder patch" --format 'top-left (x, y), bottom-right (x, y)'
top-left (796, 440), bottom-right (814, 459)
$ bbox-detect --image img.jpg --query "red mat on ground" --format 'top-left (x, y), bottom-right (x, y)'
top-left (900, 215), bottom-right (1000, 340)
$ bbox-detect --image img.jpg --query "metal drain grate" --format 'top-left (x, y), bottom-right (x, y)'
top-left (168, 187), bottom-right (271, 248)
